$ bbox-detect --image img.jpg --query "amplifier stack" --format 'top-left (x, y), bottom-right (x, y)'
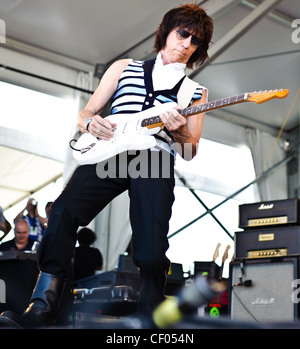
top-left (230, 198), bottom-right (300, 323)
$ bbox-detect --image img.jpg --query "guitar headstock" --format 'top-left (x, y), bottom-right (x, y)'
top-left (247, 89), bottom-right (289, 104)
top-left (212, 242), bottom-right (221, 261)
top-left (222, 245), bottom-right (231, 263)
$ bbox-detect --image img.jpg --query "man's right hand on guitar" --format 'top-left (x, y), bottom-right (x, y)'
top-left (87, 114), bottom-right (117, 140)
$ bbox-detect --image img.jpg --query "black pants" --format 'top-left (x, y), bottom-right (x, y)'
top-left (37, 150), bottom-right (175, 311)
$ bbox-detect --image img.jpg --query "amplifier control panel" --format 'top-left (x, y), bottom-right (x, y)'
top-left (248, 216), bottom-right (288, 227)
top-left (248, 248), bottom-right (287, 259)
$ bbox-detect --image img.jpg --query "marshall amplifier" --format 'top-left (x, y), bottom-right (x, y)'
top-left (234, 226), bottom-right (300, 259)
top-left (239, 199), bottom-right (300, 229)
top-left (229, 257), bottom-right (299, 322)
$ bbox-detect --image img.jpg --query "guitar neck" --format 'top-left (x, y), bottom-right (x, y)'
top-left (141, 93), bottom-right (248, 128)
top-left (141, 88), bottom-right (288, 129)
top-left (181, 93), bottom-right (248, 117)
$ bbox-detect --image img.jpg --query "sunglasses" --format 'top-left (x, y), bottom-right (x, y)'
top-left (176, 28), bottom-right (202, 47)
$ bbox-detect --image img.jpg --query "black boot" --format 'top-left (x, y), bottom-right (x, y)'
top-left (19, 272), bottom-right (65, 328)
top-left (0, 310), bottom-right (22, 328)
top-left (0, 272), bottom-right (65, 328)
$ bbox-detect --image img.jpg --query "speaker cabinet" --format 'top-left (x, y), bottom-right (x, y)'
top-left (229, 257), bottom-right (299, 322)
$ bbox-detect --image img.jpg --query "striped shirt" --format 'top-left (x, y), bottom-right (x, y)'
top-left (110, 58), bottom-right (204, 153)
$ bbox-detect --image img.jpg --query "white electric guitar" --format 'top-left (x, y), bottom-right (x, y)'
top-left (71, 89), bottom-right (288, 165)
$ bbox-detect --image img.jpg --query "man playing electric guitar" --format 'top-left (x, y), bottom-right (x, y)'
top-left (0, 4), bottom-right (214, 327)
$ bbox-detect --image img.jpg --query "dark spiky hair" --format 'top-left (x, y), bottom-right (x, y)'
top-left (154, 3), bottom-right (214, 69)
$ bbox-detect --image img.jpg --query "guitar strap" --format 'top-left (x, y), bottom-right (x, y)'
top-left (177, 76), bottom-right (199, 108)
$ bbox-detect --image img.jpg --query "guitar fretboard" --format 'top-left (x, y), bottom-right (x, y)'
top-left (141, 93), bottom-right (248, 128)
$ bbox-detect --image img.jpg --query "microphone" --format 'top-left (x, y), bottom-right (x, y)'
top-left (234, 261), bottom-right (252, 287)
top-left (240, 261), bottom-right (245, 276)
top-left (152, 276), bottom-right (226, 329)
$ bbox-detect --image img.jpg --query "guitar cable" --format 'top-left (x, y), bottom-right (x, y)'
top-left (69, 139), bottom-right (80, 152)
top-left (69, 138), bottom-right (97, 154)
top-left (232, 286), bottom-right (259, 323)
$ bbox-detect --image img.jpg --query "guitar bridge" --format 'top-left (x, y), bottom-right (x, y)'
top-left (80, 143), bottom-right (96, 154)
